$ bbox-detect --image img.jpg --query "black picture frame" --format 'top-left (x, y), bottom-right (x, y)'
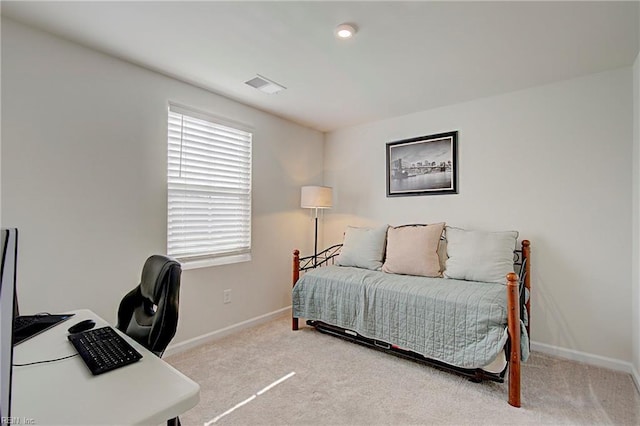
top-left (386, 131), bottom-right (458, 197)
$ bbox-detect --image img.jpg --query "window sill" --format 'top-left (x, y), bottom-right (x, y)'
top-left (178, 253), bottom-right (251, 270)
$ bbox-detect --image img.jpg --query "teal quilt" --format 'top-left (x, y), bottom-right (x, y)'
top-left (292, 266), bottom-right (529, 369)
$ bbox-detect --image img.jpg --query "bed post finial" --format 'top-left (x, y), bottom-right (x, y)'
top-left (506, 272), bottom-right (521, 407)
top-left (292, 250), bottom-right (300, 330)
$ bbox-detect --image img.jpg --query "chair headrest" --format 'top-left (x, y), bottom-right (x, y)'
top-left (140, 255), bottom-right (180, 302)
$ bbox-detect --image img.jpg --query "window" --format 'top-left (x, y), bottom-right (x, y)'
top-left (167, 105), bottom-right (252, 268)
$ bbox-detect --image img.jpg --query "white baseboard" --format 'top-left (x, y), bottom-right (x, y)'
top-left (531, 341), bottom-right (634, 374)
top-left (163, 306), bottom-right (291, 358)
top-left (632, 364), bottom-right (640, 395)
top-left (163, 314), bottom-right (640, 398)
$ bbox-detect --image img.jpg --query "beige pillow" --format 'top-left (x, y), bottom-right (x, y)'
top-left (382, 223), bottom-right (445, 277)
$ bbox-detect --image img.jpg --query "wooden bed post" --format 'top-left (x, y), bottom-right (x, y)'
top-left (292, 249), bottom-right (300, 331)
top-left (506, 272), bottom-right (521, 408)
top-left (522, 240), bottom-right (531, 340)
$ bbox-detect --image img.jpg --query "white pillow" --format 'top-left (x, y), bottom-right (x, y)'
top-left (336, 225), bottom-right (389, 270)
top-left (443, 227), bottom-right (518, 284)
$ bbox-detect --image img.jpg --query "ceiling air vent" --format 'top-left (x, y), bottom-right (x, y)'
top-left (244, 74), bottom-right (286, 94)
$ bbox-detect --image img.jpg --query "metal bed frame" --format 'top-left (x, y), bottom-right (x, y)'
top-left (291, 239), bottom-right (531, 407)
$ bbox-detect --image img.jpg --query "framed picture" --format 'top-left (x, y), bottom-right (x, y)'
top-left (386, 131), bottom-right (458, 197)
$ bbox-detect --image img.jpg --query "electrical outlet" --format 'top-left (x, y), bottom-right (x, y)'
top-left (223, 289), bottom-right (231, 304)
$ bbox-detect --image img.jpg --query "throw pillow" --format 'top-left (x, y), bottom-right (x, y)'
top-left (336, 225), bottom-right (389, 270)
top-left (382, 223), bottom-right (445, 277)
top-left (443, 226), bottom-right (519, 284)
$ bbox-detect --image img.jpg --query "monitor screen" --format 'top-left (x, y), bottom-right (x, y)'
top-left (0, 228), bottom-right (18, 425)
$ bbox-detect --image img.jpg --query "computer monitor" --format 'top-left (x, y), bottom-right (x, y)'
top-left (0, 228), bottom-right (18, 425)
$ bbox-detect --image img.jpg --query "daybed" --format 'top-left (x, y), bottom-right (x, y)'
top-left (291, 224), bottom-right (530, 407)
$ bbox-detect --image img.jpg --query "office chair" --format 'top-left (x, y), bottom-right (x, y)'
top-left (116, 254), bottom-right (181, 358)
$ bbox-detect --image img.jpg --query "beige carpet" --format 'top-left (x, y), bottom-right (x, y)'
top-left (166, 314), bottom-right (640, 425)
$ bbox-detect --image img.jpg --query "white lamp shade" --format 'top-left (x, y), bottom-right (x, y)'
top-left (301, 186), bottom-right (333, 209)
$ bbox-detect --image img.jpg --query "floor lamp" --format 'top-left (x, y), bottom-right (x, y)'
top-left (301, 186), bottom-right (333, 267)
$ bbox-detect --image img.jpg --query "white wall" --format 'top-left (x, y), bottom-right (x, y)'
top-left (633, 48), bottom-right (640, 384)
top-left (324, 68), bottom-right (634, 363)
top-left (630, 4), bottom-right (640, 390)
top-left (0, 19), bottom-right (324, 345)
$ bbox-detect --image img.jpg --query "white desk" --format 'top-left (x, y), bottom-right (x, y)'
top-left (11, 309), bottom-right (200, 425)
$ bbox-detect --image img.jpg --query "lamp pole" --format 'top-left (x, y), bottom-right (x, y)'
top-left (300, 186), bottom-right (332, 269)
top-left (313, 207), bottom-right (319, 268)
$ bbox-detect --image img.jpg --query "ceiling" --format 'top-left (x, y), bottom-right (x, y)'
top-left (2, 1), bottom-right (638, 132)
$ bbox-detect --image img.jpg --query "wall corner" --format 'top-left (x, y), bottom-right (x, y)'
top-left (633, 49), bottom-right (640, 377)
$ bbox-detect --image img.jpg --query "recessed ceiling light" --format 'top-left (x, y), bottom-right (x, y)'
top-left (335, 23), bottom-right (357, 39)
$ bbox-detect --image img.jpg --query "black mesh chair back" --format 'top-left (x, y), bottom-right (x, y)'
top-left (116, 255), bottom-right (181, 357)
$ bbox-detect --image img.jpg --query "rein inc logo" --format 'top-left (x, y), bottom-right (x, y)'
top-left (1, 418), bottom-right (35, 425)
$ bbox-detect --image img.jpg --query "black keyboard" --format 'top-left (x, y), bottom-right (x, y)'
top-left (13, 314), bottom-right (75, 345)
top-left (68, 326), bottom-right (143, 375)
top-left (13, 316), bottom-right (38, 330)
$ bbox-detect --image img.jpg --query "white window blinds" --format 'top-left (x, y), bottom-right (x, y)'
top-left (167, 106), bottom-right (252, 262)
